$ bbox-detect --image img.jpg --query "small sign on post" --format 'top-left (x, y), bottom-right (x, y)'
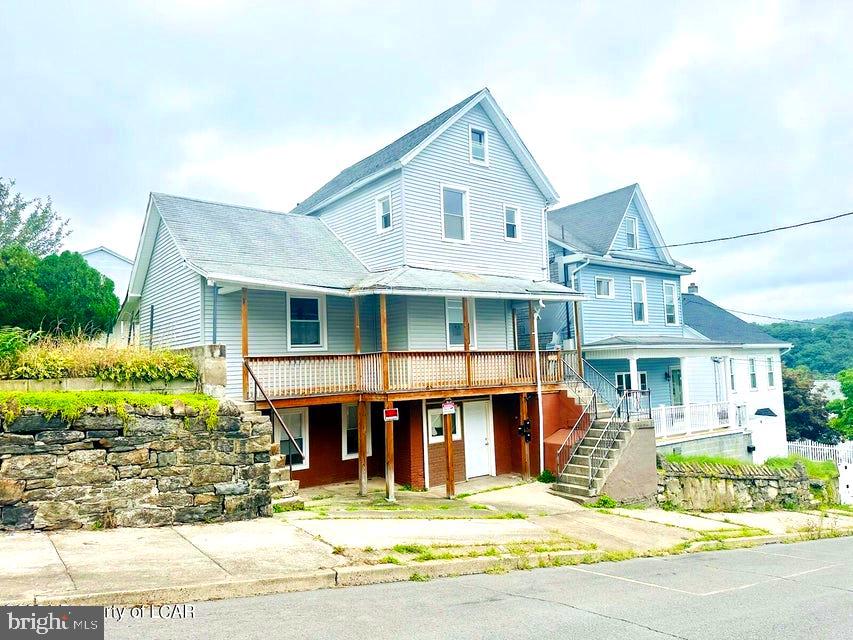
top-left (441, 400), bottom-right (456, 415)
top-left (383, 407), bottom-right (399, 422)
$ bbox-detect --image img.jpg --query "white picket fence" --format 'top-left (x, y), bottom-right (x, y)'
top-left (786, 440), bottom-right (853, 465)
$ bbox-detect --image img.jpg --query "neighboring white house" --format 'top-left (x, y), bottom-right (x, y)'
top-left (81, 246), bottom-right (133, 300)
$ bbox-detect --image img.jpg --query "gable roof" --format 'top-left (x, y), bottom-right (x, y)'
top-left (682, 294), bottom-right (789, 346)
top-left (291, 88), bottom-right (558, 215)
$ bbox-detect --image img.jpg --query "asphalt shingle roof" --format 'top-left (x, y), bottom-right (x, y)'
top-left (547, 184), bottom-right (637, 255)
top-left (291, 89), bottom-right (484, 215)
top-left (682, 294), bottom-right (788, 345)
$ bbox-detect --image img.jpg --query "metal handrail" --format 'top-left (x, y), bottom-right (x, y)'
top-left (586, 393), bottom-right (628, 488)
top-left (555, 391), bottom-right (597, 476)
top-left (243, 360), bottom-right (304, 474)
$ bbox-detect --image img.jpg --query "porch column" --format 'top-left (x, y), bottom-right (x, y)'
top-left (443, 408), bottom-right (455, 498)
top-left (241, 287), bottom-right (248, 399)
top-left (572, 300), bottom-right (584, 376)
top-left (385, 400), bottom-right (395, 501)
top-left (519, 393), bottom-right (530, 481)
top-left (357, 400), bottom-right (368, 496)
top-left (462, 297), bottom-right (472, 387)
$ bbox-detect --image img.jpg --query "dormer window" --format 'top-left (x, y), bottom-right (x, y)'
top-left (625, 217), bottom-right (638, 249)
top-left (469, 126), bottom-right (488, 165)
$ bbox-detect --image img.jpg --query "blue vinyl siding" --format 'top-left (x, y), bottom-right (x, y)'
top-left (138, 220), bottom-right (203, 349)
top-left (403, 105), bottom-right (548, 280)
top-left (609, 198), bottom-right (661, 261)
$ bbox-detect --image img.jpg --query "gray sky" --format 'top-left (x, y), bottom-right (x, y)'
top-left (2, 1), bottom-right (851, 320)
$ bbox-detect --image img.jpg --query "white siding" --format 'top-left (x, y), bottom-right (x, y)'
top-left (138, 221), bottom-right (203, 349)
top-left (403, 105), bottom-right (548, 280)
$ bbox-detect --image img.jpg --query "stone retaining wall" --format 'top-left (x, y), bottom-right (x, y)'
top-left (0, 401), bottom-right (271, 530)
top-left (656, 459), bottom-right (820, 511)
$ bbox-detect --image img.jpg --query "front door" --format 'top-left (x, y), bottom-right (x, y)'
top-left (670, 366), bottom-right (683, 405)
top-left (463, 400), bottom-right (492, 479)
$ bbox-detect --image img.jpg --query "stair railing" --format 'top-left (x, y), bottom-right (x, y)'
top-left (555, 391), bottom-right (597, 477)
top-left (244, 359), bottom-right (304, 476)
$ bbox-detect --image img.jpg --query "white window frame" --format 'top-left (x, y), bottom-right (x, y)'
top-left (427, 405), bottom-right (462, 445)
top-left (468, 124), bottom-right (489, 166)
top-left (748, 358), bottom-right (758, 390)
top-left (375, 191), bottom-right (392, 234)
top-left (615, 371), bottom-right (648, 391)
top-left (766, 357), bottom-right (775, 388)
top-left (663, 281), bottom-right (680, 325)
top-left (341, 403), bottom-right (372, 461)
top-left (594, 276), bottom-right (615, 299)
top-left (503, 204), bottom-right (521, 241)
top-left (440, 183), bottom-right (470, 243)
top-left (276, 407), bottom-right (309, 471)
top-left (445, 297), bottom-right (476, 350)
top-left (630, 277), bottom-right (648, 324)
top-left (625, 217), bottom-right (638, 249)
top-left (286, 294), bottom-right (328, 351)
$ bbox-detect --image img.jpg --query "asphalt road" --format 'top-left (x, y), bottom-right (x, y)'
top-left (106, 537), bottom-right (852, 640)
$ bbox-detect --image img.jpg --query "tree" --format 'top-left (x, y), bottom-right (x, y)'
top-left (827, 369), bottom-right (853, 439)
top-left (0, 177), bottom-right (70, 256)
top-left (0, 245), bottom-right (47, 329)
top-left (36, 251), bottom-right (119, 336)
top-left (782, 366), bottom-right (837, 443)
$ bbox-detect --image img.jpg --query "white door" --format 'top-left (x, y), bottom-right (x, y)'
top-left (463, 400), bottom-right (493, 478)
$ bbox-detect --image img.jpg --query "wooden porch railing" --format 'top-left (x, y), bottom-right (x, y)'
top-left (244, 350), bottom-right (566, 400)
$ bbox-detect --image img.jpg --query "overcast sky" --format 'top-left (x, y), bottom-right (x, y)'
top-left (2, 1), bottom-right (851, 320)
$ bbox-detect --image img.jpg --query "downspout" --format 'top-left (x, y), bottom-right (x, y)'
top-left (532, 299), bottom-right (546, 473)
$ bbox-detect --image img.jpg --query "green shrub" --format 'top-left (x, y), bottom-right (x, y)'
top-left (537, 469), bottom-right (557, 483)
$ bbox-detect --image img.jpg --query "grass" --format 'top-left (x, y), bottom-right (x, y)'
top-left (765, 455), bottom-right (839, 480)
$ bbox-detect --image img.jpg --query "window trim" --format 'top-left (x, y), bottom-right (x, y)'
top-left (276, 407), bottom-right (309, 471)
top-left (341, 403), bottom-right (372, 461)
top-left (286, 294), bottom-right (328, 351)
top-left (426, 405), bottom-right (462, 445)
top-left (375, 191), bottom-right (393, 234)
top-left (625, 217), bottom-right (638, 249)
top-left (766, 356), bottom-right (775, 388)
top-left (503, 204), bottom-right (521, 242)
top-left (468, 124), bottom-right (489, 166)
top-left (663, 281), bottom-right (680, 325)
top-left (445, 297), bottom-right (476, 350)
top-left (615, 371), bottom-right (648, 391)
top-left (748, 357), bottom-right (758, 390)
top-left (630, 277), bottom-right (648, 324)
top-left (440, 183), bottom-right (470, 243)
top-left (594, 276), bottom-right (615, 299)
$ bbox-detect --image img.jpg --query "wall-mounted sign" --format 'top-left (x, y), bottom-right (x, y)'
top-left (383, 407), bottom-right (399, 422)
top-left (441, 401), bottom-right (456, 415)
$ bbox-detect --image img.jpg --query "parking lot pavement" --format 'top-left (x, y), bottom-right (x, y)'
top-left (106, 536), bottom-right (853, 640)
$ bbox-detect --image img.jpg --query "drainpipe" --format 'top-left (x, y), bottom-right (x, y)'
top-left (532, 299), bottom-right (546, 473)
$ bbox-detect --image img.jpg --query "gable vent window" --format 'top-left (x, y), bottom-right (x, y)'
top-left (504, 205), bottom-right (519, 240)
top-left (442, 186), bottom-right (468, 242)
top-left (469, 126), bottom-right (488, 164)
top-left (626, 217), bottom-right (638, 249)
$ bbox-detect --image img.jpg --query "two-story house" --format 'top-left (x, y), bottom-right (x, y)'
top-left (118, 89), bottom-right (590, 500)
top-left (542, 184), bottom-right (790, 463)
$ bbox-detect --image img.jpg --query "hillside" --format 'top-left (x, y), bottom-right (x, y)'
top-left (760, 313), bottom-right (853, 376)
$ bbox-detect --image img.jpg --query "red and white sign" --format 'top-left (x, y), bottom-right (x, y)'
top-left (441, 401), bottom-right (456, 415)
top-left (383, 407), bottom-right (399, 422)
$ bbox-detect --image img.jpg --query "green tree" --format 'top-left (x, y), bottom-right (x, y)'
top-left (782, 366), bottom-right (837, 443)
top-left (36, 251), bottom-right (119, 336)
top-left (0, 245), bottom-right (47, 329)
top-left (827, 369), bottom-right (853, 439)
top-left (0, 177), bottom-right (70, 256)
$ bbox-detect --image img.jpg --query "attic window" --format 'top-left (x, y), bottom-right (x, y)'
top-left (625, 217), bottom-right (638, 249)
top-left (469, 126), bottom-right (488, 165)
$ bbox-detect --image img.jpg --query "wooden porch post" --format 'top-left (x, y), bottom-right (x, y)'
top-left (462, 298), bottom-right (472, 387)
top-left (573, 300), bottom-right (584, 376)
top-left (384, 400), bottom-right (395, 502)
top-left (241, 287), bottom-right (248, 399)
top-left (519, 393), bottom-right (530, 481)
top-left (443, 409), bottom-right (455, 498)
top-left (357, 400), bottom-right (368, 496)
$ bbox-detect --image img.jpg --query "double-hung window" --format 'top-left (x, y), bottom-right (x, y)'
top-left (442, 186), bottom-right (468, 241)
top-left (767, 357), bottom-right (775, 388)
top-left (376, 193), bottom-right (392, 232)
top-left (631, 278), bottom-right (647, 323)
top-left (595, 277), bottom-right (614, 299)
top-left (663, 282), bottom-right (679, 325)
top-left (276, 408), bottom-right (308, 470)
top-left (504, 205), bottom-right (519, 240)
top-left (341, 403), bottom-right (372, 460)
top-left (625, 218), bottom-right (638, 249)
top-left (445, 298), bottom-right (476, 349)
top-left (288, 296), bottom-right (326, 350)
top-left (749, 358), bottom-right (758, 389)
top-left (469, 126), bottom-right (488, 164)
